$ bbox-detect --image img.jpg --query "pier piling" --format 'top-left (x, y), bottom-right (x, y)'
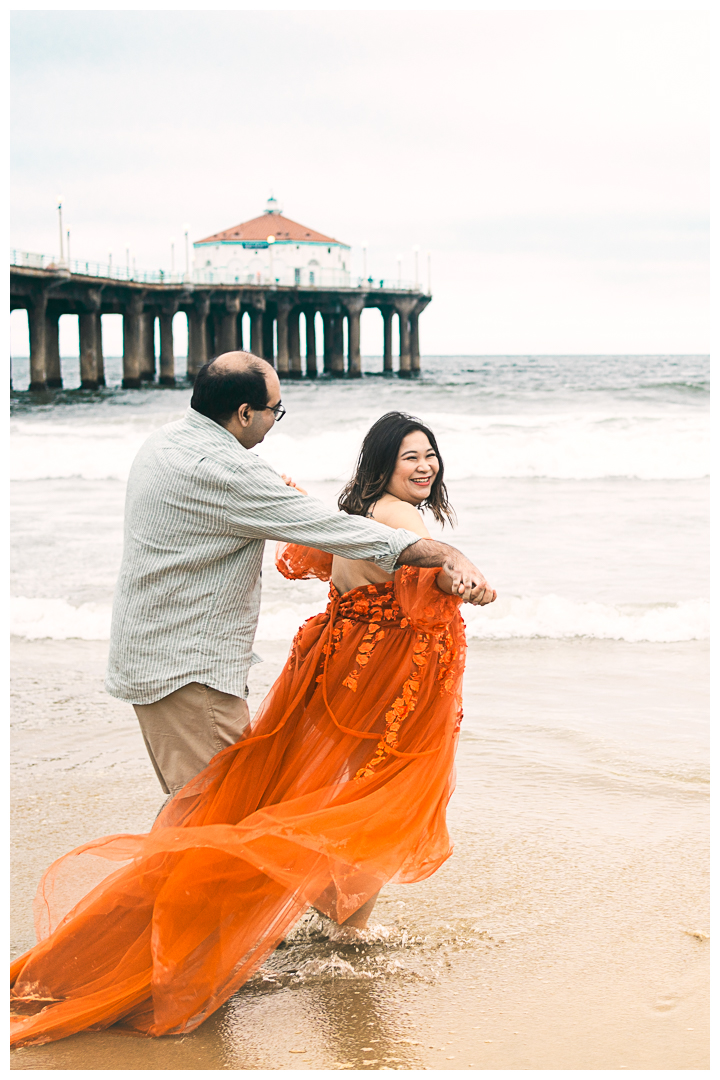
top-left (79, 312), bottom-right (100, 389)
top-left (382, 307), bottom-right (394, 373)
top-left (262, 311), bottom-right (274, 365)
top-left (331, 314), bottom-right (345, 377)
top-left (27, 293), bottom-right (48, 391)
top-left (288, 307), bottom-right (302, 378)
top-left (139, 312), bottom-right (156, 382)
top-left (345, 296), bottom-right (364, 378)
top-left (249, 304), bottom-right (264, 359)
top-left (94, 313), bottom-right (106, 387)
top-left (187, 298), bottom-right (209, 378)
top-left (305, 309), bottom-right (317, 376)
top-left (159, 311), bottom-right (176, 386)
top-left (122, 297), bottom-right (143, 389)
top-left (45, 308), bottom-right (63, 388)
top-left (395, 297), bottom-right (416, 379)
top-left (218, 298), bottom-right (239, 354)
top-left (276, 300), bottom-right (290, 376)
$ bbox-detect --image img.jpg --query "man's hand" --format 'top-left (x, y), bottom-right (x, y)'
top-left (398, 538), bottom-right (496, 606)
top-left (281, 474), bottom-right (308, 496)
top-left (441, 551), bottom-right (496, 605)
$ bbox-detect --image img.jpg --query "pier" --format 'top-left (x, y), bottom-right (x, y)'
top-left (10, 254), bottom-right (431, 391)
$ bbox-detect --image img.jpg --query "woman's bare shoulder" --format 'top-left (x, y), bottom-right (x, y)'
top-left (370, 495), bottom-right (431, 537)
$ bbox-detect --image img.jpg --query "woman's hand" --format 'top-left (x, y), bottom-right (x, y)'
top-left (281, 474), bottom-right (308, 496)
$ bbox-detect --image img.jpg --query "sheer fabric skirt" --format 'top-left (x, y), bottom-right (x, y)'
top-left (11, 555), bottom-right (466, 1047)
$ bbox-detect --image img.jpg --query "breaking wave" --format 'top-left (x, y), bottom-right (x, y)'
top-left (11, 594), bottom-right (709, 644)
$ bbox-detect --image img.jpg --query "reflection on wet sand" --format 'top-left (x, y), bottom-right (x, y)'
top-left (222, 966), bottom-right (423, 1070)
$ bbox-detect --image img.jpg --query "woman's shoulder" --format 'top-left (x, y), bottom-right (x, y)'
top-left (370, 495), bottom-right (430, 537)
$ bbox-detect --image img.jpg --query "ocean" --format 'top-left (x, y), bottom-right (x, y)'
top-left (10, 353), bottom-right (709, 1069)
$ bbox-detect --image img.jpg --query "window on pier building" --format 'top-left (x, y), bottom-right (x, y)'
top-left (294, 268), bottom-right (300, 284)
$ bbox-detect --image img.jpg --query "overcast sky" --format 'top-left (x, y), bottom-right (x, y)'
top-left (10, 7), bottom-right (709, 355)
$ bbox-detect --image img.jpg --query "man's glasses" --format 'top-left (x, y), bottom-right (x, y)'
top-left (262, 402), bottom-right (286, 421)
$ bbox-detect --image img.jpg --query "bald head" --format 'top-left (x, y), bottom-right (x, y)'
top-left (210, 352), bottom-right (281, 402)
top-left (210, 350), bottom-right (268, 376)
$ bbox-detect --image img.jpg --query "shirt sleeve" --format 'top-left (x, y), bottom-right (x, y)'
top-left (223, 453), bottom-right (420, 573)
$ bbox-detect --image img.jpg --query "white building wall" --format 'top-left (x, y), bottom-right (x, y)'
top-left (193, 235), bottom-right (351, 287)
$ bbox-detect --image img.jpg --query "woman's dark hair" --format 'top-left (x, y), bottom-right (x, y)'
top-left (191, 356), bottom-right (270, 424)
top-left (338, 411), bottom-right (455, 526)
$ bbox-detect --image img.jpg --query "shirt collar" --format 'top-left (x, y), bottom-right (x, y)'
top-left (184, 407), bottom-right (248, 455)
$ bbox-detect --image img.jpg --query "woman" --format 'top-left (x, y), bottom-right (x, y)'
top-left (11, 411), bottom-right (493, 1048)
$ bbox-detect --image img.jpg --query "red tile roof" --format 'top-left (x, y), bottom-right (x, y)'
top-left (196, 213), bottom-right (348, 247)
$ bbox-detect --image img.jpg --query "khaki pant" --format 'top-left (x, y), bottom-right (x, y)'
top-left (133, 682), bottom-right (251, 796)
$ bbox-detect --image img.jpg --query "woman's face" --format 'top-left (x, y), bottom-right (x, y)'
top-left (385, 430), bottom-right (439, 505)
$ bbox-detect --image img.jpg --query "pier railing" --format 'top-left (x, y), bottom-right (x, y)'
top-left (10, 248), bottom-right (187, 284)
top-left (10, 249), bottom-right (421, 292)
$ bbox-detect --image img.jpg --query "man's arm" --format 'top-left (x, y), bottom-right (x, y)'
top-left (225, 454), bottom-right (421, 572)
top-left (227, 455), bottom-right (496, 604)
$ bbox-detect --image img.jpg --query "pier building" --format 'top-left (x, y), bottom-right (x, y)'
top-left (10, 211), bottom-right (431, 391)
top-left (194, 196), bottom-right (351, 288)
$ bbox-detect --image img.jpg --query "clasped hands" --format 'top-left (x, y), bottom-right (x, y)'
top-left (442, 554), bottom-right (497, 606)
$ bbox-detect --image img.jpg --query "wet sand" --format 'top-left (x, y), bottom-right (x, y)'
top-left (10, 636), bottom-right (709, 1070)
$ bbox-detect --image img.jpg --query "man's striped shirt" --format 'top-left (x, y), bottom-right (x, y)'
top-left (106, 407), bottom-right (419, 704)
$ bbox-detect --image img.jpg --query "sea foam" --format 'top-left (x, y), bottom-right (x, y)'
top-left (11, 594), bottom-right (709, 645)
top-left (10, 409), bottom-right (709, 483)
top-left (461, 595), bottom-right (709, 643)
top-left (11, 597), bottom-right (113, 641)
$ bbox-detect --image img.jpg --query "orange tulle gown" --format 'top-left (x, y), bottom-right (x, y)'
top-left (10, 545), bottom-right (466, 1048)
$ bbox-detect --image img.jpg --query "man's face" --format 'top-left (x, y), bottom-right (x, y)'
top-left (237, 369), bottom-right (282, 448)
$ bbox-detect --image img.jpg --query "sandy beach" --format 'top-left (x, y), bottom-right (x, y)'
top-left (11, 633), bottom-right (709, 1070)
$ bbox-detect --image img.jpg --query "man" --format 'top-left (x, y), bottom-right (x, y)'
top-left (106, 352), bottom-right (495, 796)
